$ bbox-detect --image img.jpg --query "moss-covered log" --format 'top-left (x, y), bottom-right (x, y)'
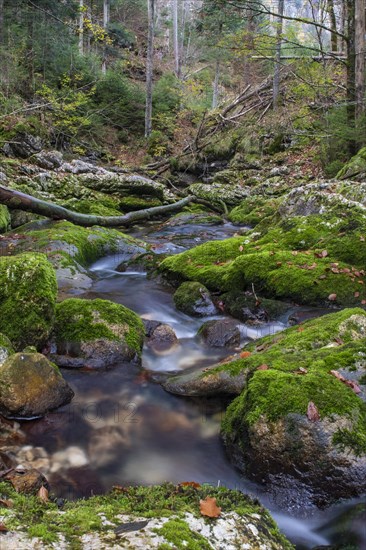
top-left (0, 184), bottom-right (193, 227)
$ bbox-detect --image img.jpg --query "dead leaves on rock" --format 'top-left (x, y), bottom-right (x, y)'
top-left (37, 485), bottom-right (49, 503)
top-left (200, 496), bottom-right (221, 518)
top-left (307, 401), bottom-right (320, 422)
top-left (330, 370), bottom-right (361, 394)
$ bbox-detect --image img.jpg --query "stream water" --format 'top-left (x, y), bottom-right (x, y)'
top-left (21, 218), bottom-right (366, 549)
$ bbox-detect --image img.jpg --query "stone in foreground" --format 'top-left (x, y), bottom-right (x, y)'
top-left (0, 352), bottom-right (74, 418)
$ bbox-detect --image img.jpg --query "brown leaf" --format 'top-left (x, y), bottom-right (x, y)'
top-left (257, 364), bottom-right (269, 371)
top-left (179, 481), bottom-right (201, 488)
top-left (297, 326), bottom-right (304, 332)
top-left (200, 497), bottom-right (221, 518)
top-left (307, 401), bottom-right (320, 422)
top-left (37, 486), bottom-right (49, 503)
top-left (360, 236), bottom-right (365, 242)
top-left (240, 351), bottom-right (251, 358)
top-left (321, 250), bottom-right (328, 258)
top-left (295, 367), bottom-right (308, 375)
top-left (354, 292), bottom-right (360, 298)
top-left (362, 300), bottom-right (366, 305)
top-left (328, 293), bottom-right (337, 301)
top-left (239, 245), bottom-right (244, 252)
top-left (0, 523), bottom-right (8, 532)
top-left (318, 274), bottom-right (327, 280)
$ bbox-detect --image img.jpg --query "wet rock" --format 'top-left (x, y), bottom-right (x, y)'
top-left (0, 253), bottom-right (57, 350)
top-left (51, 298), bottom-right (145, 368)
top-left (0, 352), bottom-right (74, 419)
top-left (17, 446), bottom-right (50, 473)
top-left (4, 133), bottom-right (42, 158)
top-left (4, 467), bottom-right (49, 494)
top-left (32, 150), bottom-right (63, 170)
top-left (50, 446), bottom-right (89, 473)
top-left (163, 364), bottom-right (247, 397)
top-left (173, 282), bottom-right (217, 317)
top-left (198, 319), bottom-right (240, 348)
top-left (337, 146), bottom-right (366, 181)
top-left (79, 172), bottom-right (166, 200)
top-left (221, 291), bottom-right (290, 323)
top-left (144, 321), bottom-right (179, 354)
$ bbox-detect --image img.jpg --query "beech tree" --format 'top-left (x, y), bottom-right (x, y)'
top-left (145, 0), bottom-right (155, 137)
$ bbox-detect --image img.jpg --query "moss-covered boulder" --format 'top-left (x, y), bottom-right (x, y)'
top-left (2, 220), bottom-right (146, 296)
top-left (198, 319), bottom-right (240, 348)
top-left (0, 482), bottom-right (293, 549)
top-left (228, 196), bottom-right (280, 226)
top-left (337, 147), bottom-right (366, 181)
top-left (0, 253), bottom-right (57, 350)
top-left (0, 204), bottom-right (10, 233)
top-left (0, 333), bottom-right (14, 367)
top-left (51, 298), bottom-right (145, 368)
top-left (173, 281), bottom-right (217, 317)
top-left (220, 308), bottom-right (366, 504)
top-left (189, 182), bottom-right (251, 208)
top-left (221, 291), bottom-right (290, 324)
top-left (0, 352), bottom-right (74, 418)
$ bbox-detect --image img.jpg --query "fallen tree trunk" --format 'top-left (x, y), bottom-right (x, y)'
top-left (0, 184), bottom-right (193, 228)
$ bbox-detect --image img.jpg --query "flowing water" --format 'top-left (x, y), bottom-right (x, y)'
top-left (21, 218), bottom-right (366, 549)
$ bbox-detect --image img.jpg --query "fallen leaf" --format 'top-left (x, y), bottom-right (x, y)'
top-left (38, 486), bottom-right (49, 503)
top-left (330, 371), bottom-right (362, 394)
top-left (328, 293), bottom-right (337, 301)
top-left (360, 236), bottom-right (365, 242)
top-left (179, 481), bottom-right (201, 488)
top-left (257, 364), bottom-right (269, 370)
top-left (240, 351), bottom-right (251, 358)
top-left (362, 300), bottom-right (366, 305)
top-left (295, 367), bottom-right (308, 375)
top-left (307, 401), bottom-right (320, 422)
top-left (200, 497), bottom-right (221, 518)
top-left (297, 326), bottom-right (304, 332)
top-left (0, 523), bottom-right (8, 532)
top-left (0, 499), bottom-right (13, 508)
top-left (239, 245), bottom-right (244, 252)
top-left (354, 292), bottom-right (360, 298)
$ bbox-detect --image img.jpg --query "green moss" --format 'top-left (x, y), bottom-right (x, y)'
top-left (173, 281), bottom-right (214, 315)
top-left (118, 195), bottom-right (162, 212)
top-left (337, 146), bottom-right (366, 180)
top-left (156, 519), bottom-right (212, 550)
top-left (0, 205), bottom-right (10, 233)
top-left (0, 482), bottom-right (292, 548)
top-left (228, 197), bottom-right (280, 227)
top-left (62, 198), bottom-right (122, 217)
top-left (0, 253), bottom-right (57, 350)
top-left (55, 298), bottom-right (144, 355)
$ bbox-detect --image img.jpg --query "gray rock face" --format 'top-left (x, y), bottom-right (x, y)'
top-left (0, 333), bottom-right (14, 367)
top-left (79, 173), bottom-right (166, 200)
top-left (189, 182), bottom-right (251, 207)
top-left (198, 319), bottom-right (240, 348)
top-left (33, 150), bottom-right (63, 170)
top-left (5, 134), bottom-right (42, 158)
top-left (0, 353), bottom-right (74, 419)
top-left (225, 413), bottom-right (366, 506)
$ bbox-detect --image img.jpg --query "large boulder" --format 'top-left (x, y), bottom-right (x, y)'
top-left (51, 298), bottom-right (145, 368)
top-left (189, 182), bottom-right (251, 208)
top-left (221, 308), bottom-right (366, 505)
top-left (0, 352), bottom-right (74, 418)
top-left (32, 150), bottom-right (63, 170)
top-left (173, 281), bottom-right (217, 317)
top-left (5, 133), bottom-right (42, 158)
top-left (0, 253), bottom-right (57, 350)
top-left (144, 320), bottom-right (179, 354)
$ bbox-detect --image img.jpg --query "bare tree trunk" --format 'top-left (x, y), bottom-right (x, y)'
top-left (355, 0), bottom-right (365, 119)
top-left (212, 60), bottom-right (220, 109)
top-left (346, 0), bottom-right (356, 153)
top-left (273, 0), bottom-right (284, 110)
top-left (327, 0), bottom-right (338, 52)
top-left (102, 0), bottom-right (110, 74)
top-left (0, 185), bottom-right (193, 228)
top-left (145, 0), bottom-right (155, 138)
top-left (172, 0), bottom-right (180, 78)
top-left (78, 0), bottom-right (84, 55)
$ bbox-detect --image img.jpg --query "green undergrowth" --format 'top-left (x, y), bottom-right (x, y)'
top-left (55, 298), bottom-right (144, 355)
top-left (0, 482), bottom-right (292, 548)
top-left (219, 309), bottom-right (366, 455)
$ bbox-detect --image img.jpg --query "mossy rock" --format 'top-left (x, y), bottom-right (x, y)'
top-left (0, 352), bottom-right (74, 418)
top-left (221, 291), bottom-right (290, 323)
top-left (0, 253), bottom-right (57, 350)
top-left (337, 147), bottom-right (366, 181)
top-left (52, 298), bottom-right (145, 368)
top-left (0, 205), bottom-right (10, 233)
top-left (220, 308), bottom-right (366, 504)
top-left (188, 183), bottom-right (251, 208)
top-left (228, 196), bottom-right (280, 227)
top-left (0, 333), bottom-right (14, 367)
top-left (173, 282), bottom-right (217, 317)
top-left (0, 482), bottom-right (293, 549)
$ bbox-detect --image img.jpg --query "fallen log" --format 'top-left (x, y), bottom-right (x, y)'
top-left (0, 184), bottom-right (193, 228)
